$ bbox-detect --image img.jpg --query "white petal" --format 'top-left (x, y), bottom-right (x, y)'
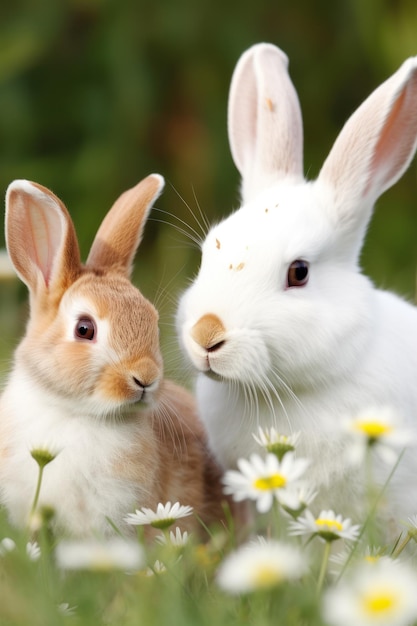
top-left (256, 492), bottom-right (273, 513)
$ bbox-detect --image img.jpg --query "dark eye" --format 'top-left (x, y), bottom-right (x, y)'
top-left (74, 317), bottom-right (96, 341)
top-left (287, 260), bottom-right (309, 288)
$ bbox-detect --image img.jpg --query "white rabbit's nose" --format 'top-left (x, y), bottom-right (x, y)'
top-left (191, 313), bottom-right (226, 352)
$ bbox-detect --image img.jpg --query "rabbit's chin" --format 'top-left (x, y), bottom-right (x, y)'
top-left (30, 376), bottom-right (158, 422)
top-left (77, 382), bottom-right (164, 420)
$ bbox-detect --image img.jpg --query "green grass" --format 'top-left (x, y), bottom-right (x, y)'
top-left (0, 444), bottom-right (416, 626)
top-left (0, 508), bottom-right (321, 626)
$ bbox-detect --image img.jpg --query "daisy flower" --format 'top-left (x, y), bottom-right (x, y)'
top-left (223, 452), bottom-right (309, 513)
top-left (342, 407), bottom-right (414, 465)
top-left (289, 509), bottom-right (360, 543)
top-left (281, 483), bottom-right (318, 519)
top-left (2, 538), bottom-right (40, 562)
top-left (323, 558), bottom-right (417, 626)
top-left (0, 538), bottom-right (16, 557)
top-left (155, 527), bottom-right (190, 547)
top-left (253, 427), bottom-right (301, 460)
top-left (145, 560), bottom-right (167, 577)
top-left (26, 541), bottom-right (41, 561)
top-left (29, 441), bottom-right (61, 468)
top-left (55, 538), bottom-right (144, 572)
top-left (329, 546), bottom-right (391, 578)
top-left (216, 537), bottom-right (306, 594)
top-left (58, 603), bottom-right (77, 617)
top-left (28, 440), bottom-right (62, 520)
top-left (124, 501), bottom-right (193, 530)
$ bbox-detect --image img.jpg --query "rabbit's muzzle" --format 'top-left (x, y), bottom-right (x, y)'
top-left (191, 313), bottom-right (226, 353)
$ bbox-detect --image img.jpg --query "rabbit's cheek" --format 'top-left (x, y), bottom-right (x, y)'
top-left (184, 319), bottom-right (270, 382)
top-left (211, 334), bottom-right (270, 382)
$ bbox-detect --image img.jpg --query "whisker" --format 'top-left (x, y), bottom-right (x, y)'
top-left (151, 211), bottom-right (202, 248)
top-left (152, 263), bottom-right (188, 313)
top-left (262, 373), bottom-right (292, 432)
top-left (162, 349), bottom-right (194, 388)
top-left (153, 395), bottom-right (186, 458)
top-left (256, 375), bottom-right (278, 424)
top-left (240, 379), bottom-right (260, 439)
top-left (190, 184), bottom-right (210, 235)
top-left (269, 365), bottom-right (309, 417)
top-left (169, 181), bottom-right (210, 241)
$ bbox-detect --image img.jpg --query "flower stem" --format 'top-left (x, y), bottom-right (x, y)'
top-left (30, 464), bottom-right (45, 518)
top-left (336, 449), bottom-right (405, 582)
top-left (391, 533), bottom-right (411, 559)
top-left (317, 541), bottom-right (331, 594)
top-left (365, 446), bottom-right (378, 546)
top-left (272, 499), bottom-right (282, 537)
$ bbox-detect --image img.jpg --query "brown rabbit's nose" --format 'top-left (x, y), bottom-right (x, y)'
top-left (131, 357), bottom-right (160, 394)
top-left (133, 377), bottom-right (149, 389)
top-left (191, 313), bottom-right (226, 352)
top-left (132, 375), bottom-right (159, 401)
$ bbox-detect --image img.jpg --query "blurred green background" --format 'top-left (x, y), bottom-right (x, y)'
top-left (0, 0), bottom-right (417, 379)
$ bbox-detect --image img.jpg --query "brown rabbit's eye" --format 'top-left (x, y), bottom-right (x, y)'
top-left (75, 317), bottom-right (96, 341)
top-left (287, 260), bottom-right (309, 288)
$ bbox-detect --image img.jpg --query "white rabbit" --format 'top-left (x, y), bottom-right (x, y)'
top-left (177, 43), bottom-right (417, 522)
top-left (0, 175), bottom-right (225, 538)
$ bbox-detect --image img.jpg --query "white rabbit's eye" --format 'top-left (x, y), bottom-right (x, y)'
top-left (74, 316), bottom-right (96, 341)
top-left (287, 260), bottom-right (309, 288)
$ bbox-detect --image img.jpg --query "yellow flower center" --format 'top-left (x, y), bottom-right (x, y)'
top-left (253, 565), bottom-right (282, 589)
top-left (362, 589), bottom-right (398, 615)
top-left (353, 420), bottom-right (393, 439)
top-left (364, 555), bottom-right (379, 564)
top-left (315, 518), bottom-right (343, 532)
top-left (254, 474), bottom-right (287, 491)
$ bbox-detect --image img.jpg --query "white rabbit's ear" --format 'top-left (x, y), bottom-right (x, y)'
top-left (228, 43), bottom-right (304, 202)
top-left (86, 174), bottom-right (164, 276)
top-left (5, 180), bottom-right (81, 296)
top-left (318, 57), bottom-right (417, 256)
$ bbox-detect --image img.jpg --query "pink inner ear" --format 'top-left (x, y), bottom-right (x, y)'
top-left (28, 209), bottom-right (50, 286)
top-left (7, 180), bottom-right (81, 294)
top-left (25, 195), bottom-right (63, 287)
top-left (367, 88), bottom-right (413, 196)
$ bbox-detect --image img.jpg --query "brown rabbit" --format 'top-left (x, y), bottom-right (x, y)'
top-left (0, 175), bottom-right (225, 538)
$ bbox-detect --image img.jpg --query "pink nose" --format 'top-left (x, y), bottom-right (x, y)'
top-left (190, 313), bottom-right (226, 352)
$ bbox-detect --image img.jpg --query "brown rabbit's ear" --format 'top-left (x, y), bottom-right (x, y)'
top-left (5, 180), bottom-right (81, 297)
top-left (86, 174), bottom-right (164, 276)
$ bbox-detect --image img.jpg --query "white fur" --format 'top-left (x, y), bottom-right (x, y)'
top-left (0, 369), bottom-right (155, 537)
top-left (177, 44), bottom-right (417, 522)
